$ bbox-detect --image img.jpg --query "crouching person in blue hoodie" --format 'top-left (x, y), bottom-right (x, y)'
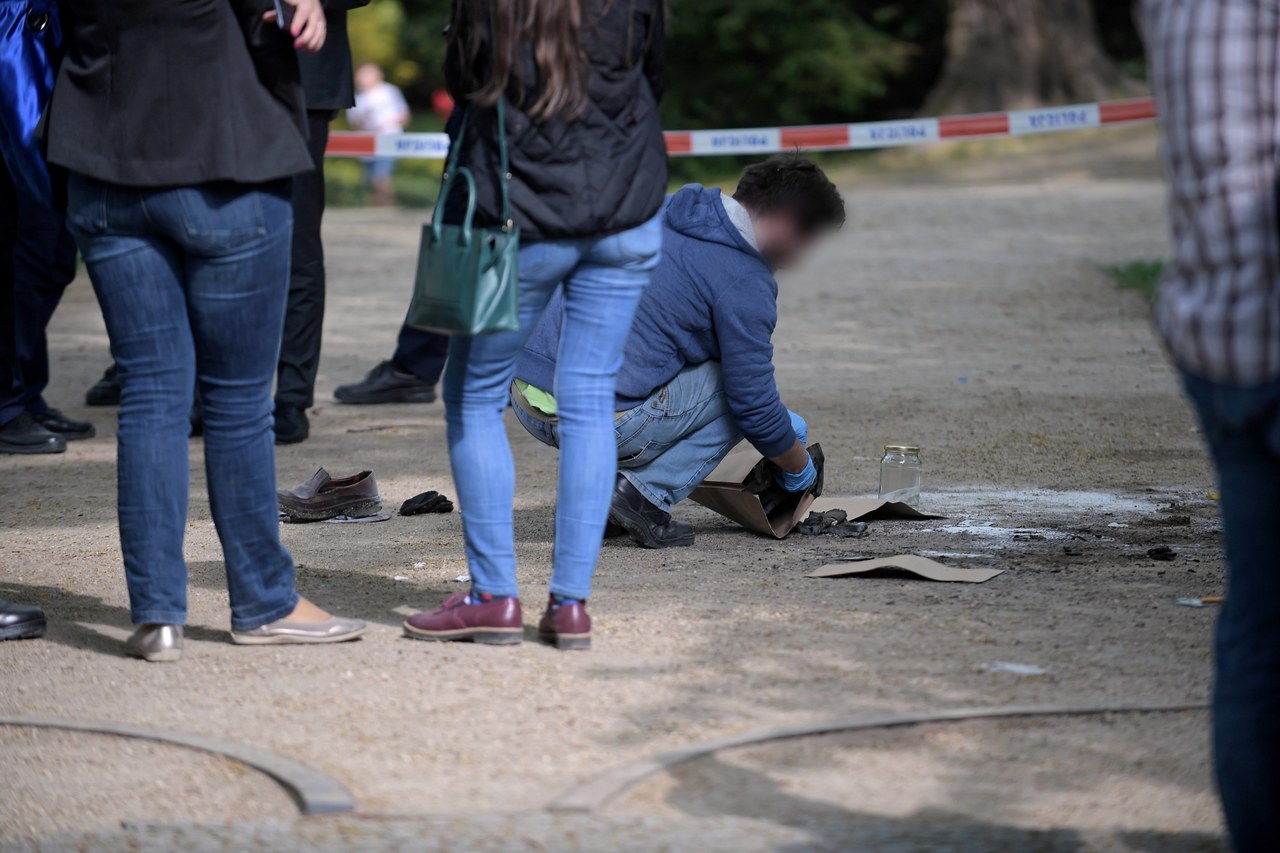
top-left (513, 155), bottom-right (845, 548)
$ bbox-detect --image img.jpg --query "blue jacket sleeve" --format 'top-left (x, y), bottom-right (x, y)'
top-left (711, 275), bottom-right (797, 458)
top-left (0, 0), bottom-right (62, 207)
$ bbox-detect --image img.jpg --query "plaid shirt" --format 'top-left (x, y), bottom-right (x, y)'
top-left (1143, 0), bottom-right (1280, 385)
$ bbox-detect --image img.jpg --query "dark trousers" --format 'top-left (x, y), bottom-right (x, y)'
top-left (392, 320), bottom-right (450, 385)
top-left (0, 158), bottom-right (20, 426)
top-left (275, 109), bottom-right (332, 409)
top-left (15, 188), bottom-right (77, 414)
top-left (0, 156), bottom-right (75, 425)
top-left (1182, 370), bottom-right (1280, 852)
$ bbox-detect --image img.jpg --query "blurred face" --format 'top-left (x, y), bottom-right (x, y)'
top-left (752, 212), bottom-right (818, 271)
top-left (356, 65), bottom-right (384, 93)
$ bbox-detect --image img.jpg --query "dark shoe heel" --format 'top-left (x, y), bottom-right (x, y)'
top-left (542, 632), bottom-right (590, 651)
top-left (473, 630), bottom-right (523, 646)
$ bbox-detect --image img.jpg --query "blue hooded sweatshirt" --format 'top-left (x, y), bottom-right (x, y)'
top-left (516, 184), bottom-right (796, 458)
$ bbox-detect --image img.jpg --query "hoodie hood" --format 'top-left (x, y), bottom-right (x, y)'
top-left (663, 184), bottom-right (760, 258)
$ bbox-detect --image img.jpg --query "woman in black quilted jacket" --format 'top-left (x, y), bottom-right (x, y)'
top-left (405, 0), bottom-right (667, 651)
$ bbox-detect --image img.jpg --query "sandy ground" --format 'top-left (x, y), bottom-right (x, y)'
top-left (0, 128), bottom-right (1228, 850)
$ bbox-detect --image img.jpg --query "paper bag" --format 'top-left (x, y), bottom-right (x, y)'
top-left (688, 443), bottom-right (821, 538)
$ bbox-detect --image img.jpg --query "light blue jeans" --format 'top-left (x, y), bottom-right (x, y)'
top-left (66, 175), bottom-right (300, 630)
top-left (443, 216), bottom-right (661, 601)
top-left (514, 360), bottom-right (744, 511)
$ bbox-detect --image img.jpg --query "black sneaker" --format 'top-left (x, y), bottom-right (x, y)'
top-left (85, 363), bottom-right (122, 406)
top-left (0, 411), bottom-right (66, 455)
top-left (31, 407), bottom-right (96, 440)
top-left (609, 476), bottom-right (694, 549)
top-left (274, 405), bottom-right (310, 445)
top-left (334, 360), bottom-right (437, 405)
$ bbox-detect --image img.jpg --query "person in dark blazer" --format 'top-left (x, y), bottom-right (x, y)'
top-left (273, 0), bottom-right (370, 444)
top-left (47, 0), bottom-right (365, 662)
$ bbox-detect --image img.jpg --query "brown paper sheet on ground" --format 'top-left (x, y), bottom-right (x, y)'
top-left (807, 554), bottom-right (1005, 583)
top-left (688, 444), bottom-right (818, 538)
top-left (688, 446), bottom-right (947, 538)
top-left (806, 496), bottom-right (945, 521)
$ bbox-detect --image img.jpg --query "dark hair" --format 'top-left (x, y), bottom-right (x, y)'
top-left (455, 0), bottom-right (588, 121)
top-left (733, 155), bottom-right (845, 235)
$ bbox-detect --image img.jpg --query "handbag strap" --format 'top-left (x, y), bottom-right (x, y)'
top-left (495, 98), bottom-right (513, 232)
top-left (434, 99), bottom-right (514, 234)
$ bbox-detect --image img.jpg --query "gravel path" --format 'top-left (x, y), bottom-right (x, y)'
top-left (0, 128), bottom-right (1225, 850)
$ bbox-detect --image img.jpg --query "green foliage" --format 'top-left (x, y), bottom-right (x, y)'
top-left (335, 0), bottom-right (1145, 201)
top-left (352, 0), bottom-right (1141, 125)
top-left (347, 0), bottom-right (414, 85)
top-left (1094, 0), bottom-right (1146, 77)
top-left (664, 0), bottom-right (923, 130)
top-left (391, 0), bottom-right (452, 103)
top-left (1106, 260), bottom-right (1165, 299)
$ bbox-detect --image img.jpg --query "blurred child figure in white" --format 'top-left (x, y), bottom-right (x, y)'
top-left (347, 63), bottom-right (410, 206)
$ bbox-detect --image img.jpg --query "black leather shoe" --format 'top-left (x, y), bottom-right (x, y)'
top-left (609, 476), bottom-right (694, 549)
top-left (85, 363), bottom-right (122, 406)
top-left (0, 412), bottom-right (66, 454)
top-left (0, 599), bottom-right (47, 641)
top-left (32, 407), bottom-right (95, 440)
top-left (274, 405), bottom-right (310, 445)
top-left (334, 360), bottom-right (437, 405)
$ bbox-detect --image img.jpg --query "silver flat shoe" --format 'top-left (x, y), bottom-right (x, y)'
top-left (124, 624), bottom-right (183, 662)
top-left (230, 615), bottom-right (366, 646)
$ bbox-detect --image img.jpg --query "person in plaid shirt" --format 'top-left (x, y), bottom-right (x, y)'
top-left (1143, 1), bottom-right (1280, 848)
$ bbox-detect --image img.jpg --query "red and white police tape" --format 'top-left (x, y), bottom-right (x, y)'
top-left (326, 97), bottom-right (1157, 161)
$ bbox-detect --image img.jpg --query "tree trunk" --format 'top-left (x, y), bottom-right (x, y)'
top-left (925, 0), bottom-right (1141, 115)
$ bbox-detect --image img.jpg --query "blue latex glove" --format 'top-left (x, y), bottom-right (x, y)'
top-left (788, 409), bottom-right (809, 446)
top-left (775, 455), bottom-right (818, 493)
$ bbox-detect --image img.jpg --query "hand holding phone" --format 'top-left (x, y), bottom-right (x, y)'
top-left (262, 0), bottom-right (325, 52)
top-left (272, 0), bottom-right (296, 32)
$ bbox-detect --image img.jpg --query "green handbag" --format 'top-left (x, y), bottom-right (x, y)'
top-left (406, 101), bottom-right (520, 335)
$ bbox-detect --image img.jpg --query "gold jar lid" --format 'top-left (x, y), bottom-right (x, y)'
top-left (884, 444), bottom-right (921, 454)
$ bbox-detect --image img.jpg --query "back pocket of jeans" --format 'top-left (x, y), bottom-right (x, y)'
top-left (176, 185), bottom-right (270, 252)
top-left (66, 175), bottom-right (109, 236)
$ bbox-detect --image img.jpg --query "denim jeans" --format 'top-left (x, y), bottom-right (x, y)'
top-left (1181, 369), bottom-right (1280, 851)
top-left (66, 175), bottom-right (300, 630)
top-left (514, 360), bottom-right (744, 511)
top-left (443, 215), bottom-right (661, 601)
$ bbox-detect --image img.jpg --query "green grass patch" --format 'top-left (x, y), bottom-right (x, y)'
top-left (1106, 260), bottom-right (1165, 299)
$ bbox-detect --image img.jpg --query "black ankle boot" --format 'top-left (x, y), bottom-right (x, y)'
top-left (609, 476), bottom-right (694, 549)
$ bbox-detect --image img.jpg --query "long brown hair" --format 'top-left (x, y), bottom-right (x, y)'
top-left (456, 0), bottom-right (589, 121)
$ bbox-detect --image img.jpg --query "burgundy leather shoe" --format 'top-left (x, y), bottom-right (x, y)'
top-left (404, 593), bottom-right (523, 645)
top-left (538, 599), bottom-right (591, 651)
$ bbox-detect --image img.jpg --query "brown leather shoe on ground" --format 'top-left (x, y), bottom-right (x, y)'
top-left (278, 468), bottom-right (382, 521)
top-left (403, 593), bottom-right (523, 645)
top-left (538, 599), bottom-right (591, 651)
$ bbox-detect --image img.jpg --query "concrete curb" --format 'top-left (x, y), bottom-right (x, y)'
top-left (546, 701), bottom-right (1209, 814)
top-left (0, 716), bottom-right (356, 816)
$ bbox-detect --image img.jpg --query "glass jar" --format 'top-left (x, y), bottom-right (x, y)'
top-left (879, 445), bottom-right (923, 507)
